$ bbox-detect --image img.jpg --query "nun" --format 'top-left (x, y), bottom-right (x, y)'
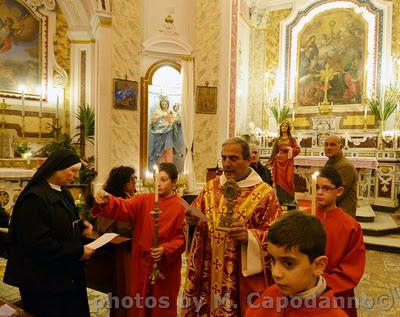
top-left (4, 149), bottom-right (95, 317)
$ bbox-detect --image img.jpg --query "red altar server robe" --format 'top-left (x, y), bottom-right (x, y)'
top-left (317, 207), bottom-right (366, 317)
top-left (245, 284), bottom-right (348, 317)
top-left (93, 193), bottom-right (186, 317)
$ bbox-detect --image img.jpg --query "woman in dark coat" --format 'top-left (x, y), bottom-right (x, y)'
top-left (4, 149), bottom-right (95, 317)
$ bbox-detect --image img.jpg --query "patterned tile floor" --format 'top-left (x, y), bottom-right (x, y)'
top-left (0, 250), bottom-right (399, 316)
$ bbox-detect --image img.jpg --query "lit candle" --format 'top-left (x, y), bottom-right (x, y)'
top-left (345, 133), bottom-right (349, 148)
top-left (56, 92), bottom-right (59, 120)
top-left (27, 152), bottom-right (32, 165)
top-left (20, 85), bottom-right (26, 116)
top-left (311, 171), bottom-right (319, 216)
top-left (292, 107), bottom-right (295, 122)
top-left (364, 104), bottom-right (368, 121)
top-left (153, 165), bottom-right (159, 203)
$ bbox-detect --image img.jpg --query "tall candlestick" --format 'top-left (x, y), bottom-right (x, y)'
top-left (20, 85), bottom-right (25, 116)
top-left (311, 171), bottom-right (319, 216)
top-left (153, 165), bottom-right (159, 202)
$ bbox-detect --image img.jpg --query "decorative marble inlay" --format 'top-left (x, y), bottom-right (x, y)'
top-left (194, 0), bottom-right (221, 182)
top-left (248, 30), bottom-right (266, 129)
top-left (111, 0), bottom-right (141, 169)
top-left (229, 0), bottom-right (238, 137)
top-left (265, 9), bottom-right (291, 75)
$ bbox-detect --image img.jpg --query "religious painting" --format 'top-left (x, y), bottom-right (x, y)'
top-left (0, 0), bottom-right (41, 96)
top-left (296, 9), bottom-right (366, 107)
top-left (196, 85), bottom-right (217, 113)
top-left (113, 79), bottom-right (138, 110)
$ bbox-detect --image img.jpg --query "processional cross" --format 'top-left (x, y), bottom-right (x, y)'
top-left (315, 63), bottom-right (339, 107)
top-left (217, 179), bottom-right (241, 231)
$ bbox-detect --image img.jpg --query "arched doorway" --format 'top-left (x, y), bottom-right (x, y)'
top-left (140, 60), bottom-right (183, 177)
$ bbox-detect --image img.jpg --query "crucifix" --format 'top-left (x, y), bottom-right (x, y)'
top-left (315, 63), bottom-right (339, 109)
top-left (217, 179), bottom-right (241, 231)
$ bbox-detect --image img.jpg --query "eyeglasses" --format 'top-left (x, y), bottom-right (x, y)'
top-left (316, 184), bottom-right (336, 192)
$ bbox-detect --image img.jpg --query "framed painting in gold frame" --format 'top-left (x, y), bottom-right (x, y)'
top-left (196, 86), bottom-right (217, 114)
top-left (113, 79), bottom-right (138, 110)
top-left (296, 9), bottom-right (367, 107)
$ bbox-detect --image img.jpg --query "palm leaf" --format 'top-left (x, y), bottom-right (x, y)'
top-left (270, 106), bottom-right (279, 124)
top-left (74, 105), bottom-right (95, 144)
top-left (367, 98), bottom-right (382, 121)
top-left (279, 106), bottom-right (290, 124)
top-left (383, 99), bottom-right (397, 120)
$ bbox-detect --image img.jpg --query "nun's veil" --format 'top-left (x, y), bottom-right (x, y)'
top-left (14, 149), bottom-right (80, 209)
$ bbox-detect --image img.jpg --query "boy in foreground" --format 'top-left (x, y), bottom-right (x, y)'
top-left (246, 211), bottom-right (347, 316)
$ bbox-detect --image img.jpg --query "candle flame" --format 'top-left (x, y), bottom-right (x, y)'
top-left (312, 171), bottom-right (320, 179)
top-left (19, 85), bottom-right (26, 94)
top-left (153, 165), bottom-right (159, 173)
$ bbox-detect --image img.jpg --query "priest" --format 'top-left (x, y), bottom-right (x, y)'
top-left (182, 137), bottom-right (282, 316)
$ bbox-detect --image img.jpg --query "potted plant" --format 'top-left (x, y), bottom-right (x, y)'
top-left (367, 85), bottom-right (399, 131)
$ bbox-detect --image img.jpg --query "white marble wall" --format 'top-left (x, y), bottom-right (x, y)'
top-left (111, 0), bottom-right (141, 170)
top-left (248, 29), bottom-right (266, 130)
top-left (193, 0), bottom-right (221, 182)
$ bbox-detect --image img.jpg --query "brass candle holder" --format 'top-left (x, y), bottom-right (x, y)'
top-left (149, 201), bottom-right (165, 284)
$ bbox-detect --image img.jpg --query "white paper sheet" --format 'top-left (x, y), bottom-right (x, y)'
top-left (86, 233), bottom-right (119, 249)
top-left (0, 303), bottom-right (16, 316)
top-left (178, 197), bottom-right (209, 222)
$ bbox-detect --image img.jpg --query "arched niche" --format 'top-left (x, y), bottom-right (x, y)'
top-left (140, 60), bottom-right (182, 178)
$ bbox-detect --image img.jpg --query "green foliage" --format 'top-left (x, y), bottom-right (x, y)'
top-left (271, 105), bottom-right (290, 124)
top-left (39, 124), bottom-right (75, 157)
top-left (75, 194), bottom-right (94, 223)
top-left (15, 143), bottom-right (31, 155)
top-left (39, 105), bottom-right (97, 185)
top-left (367, 86), bottom-right (399, 121)
top-left (74, 105), bottom-right (95, 147)
top-left (73, 105), bottom-right (95, 158)
top-left (79, 156), bottom-right (97, 185)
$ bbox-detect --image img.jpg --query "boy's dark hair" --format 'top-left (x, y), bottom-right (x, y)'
top-left (267, 210), bottom-right (327, 263)
top-left (159, 162), bottom-right (178, 182)
top-left (318, 166), bottom-right (343, 188)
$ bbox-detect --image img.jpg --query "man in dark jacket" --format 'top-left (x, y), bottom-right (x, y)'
top-left (249, 143), bottom-right (272, 185)
top-left (324, 135), bottom-right (358, 217)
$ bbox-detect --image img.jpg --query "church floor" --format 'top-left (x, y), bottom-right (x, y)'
top-left (0, 250), bottom-right (399, 316)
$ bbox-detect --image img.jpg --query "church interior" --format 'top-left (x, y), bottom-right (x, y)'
top-left (0, 0), bottom-right (400, 316)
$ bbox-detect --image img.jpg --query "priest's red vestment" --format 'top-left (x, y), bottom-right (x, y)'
top-left (182, 171), bottom-right (282, 316)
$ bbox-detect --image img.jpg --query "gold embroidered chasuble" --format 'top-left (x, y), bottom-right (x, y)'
top-left (182, 171), bottom-right (282, 317)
